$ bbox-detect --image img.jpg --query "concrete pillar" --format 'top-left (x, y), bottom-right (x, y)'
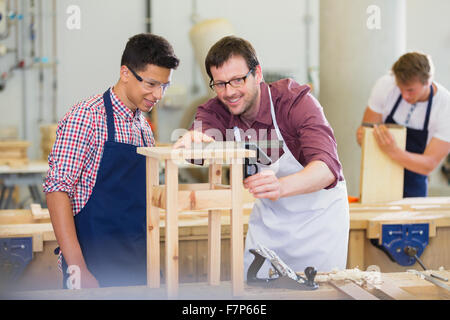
top-left (319, 0), bottom-right (406, 196)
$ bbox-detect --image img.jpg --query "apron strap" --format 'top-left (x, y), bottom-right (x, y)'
top-left (103, 89), bottom-right (116, 143)
top-left (422, 84), bottom-right (434, 131)
top-left (387, 84), bottom-right (434, 131)
top-left (267, 86), bottom-right (284, 142)
top-left (103, 88), bottom-right (149, 147)
top-left (386, 94), bottom-right (403, 122)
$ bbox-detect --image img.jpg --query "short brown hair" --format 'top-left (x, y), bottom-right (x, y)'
top-left (205, 36), bottom-right (259, 83)
top-left (392, 52), bottom-right (434, 85)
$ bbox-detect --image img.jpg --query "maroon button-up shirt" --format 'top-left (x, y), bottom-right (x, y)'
top-left (191, 79), bottom-right (344, 188)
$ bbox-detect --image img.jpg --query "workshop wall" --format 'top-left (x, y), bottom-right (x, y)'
top-left (406, 0), bottom-right (450, 196)
top-left (0, 0), bottom-right (448, 196)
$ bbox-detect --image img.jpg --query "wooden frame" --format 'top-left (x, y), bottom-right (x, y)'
top-left (138, 145), bottom-right (255, 297)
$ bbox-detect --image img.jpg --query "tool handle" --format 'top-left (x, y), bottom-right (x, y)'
top-left (247, 249), bottom-right (268, 282)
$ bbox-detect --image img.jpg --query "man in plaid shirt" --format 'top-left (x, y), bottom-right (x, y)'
top-left (44, 34), bottom-right (179, 288)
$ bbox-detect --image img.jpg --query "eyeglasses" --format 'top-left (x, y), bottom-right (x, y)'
top-left (127, 66), bottom-right (171, 94)
top-left (209, 69), bottom-right (254, 92)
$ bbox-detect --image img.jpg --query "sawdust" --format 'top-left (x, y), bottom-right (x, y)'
top-left (314, 267), bottom-right (383, 289)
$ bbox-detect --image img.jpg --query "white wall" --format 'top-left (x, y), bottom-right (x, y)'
top-left (152, 0), bottom-right (319, 142)
top-left (0, 0), bottom-right (319, 154)
top-left (0, 0), bottom-right (146, 158)
top-left (406, 0), bottom-right (450, 195)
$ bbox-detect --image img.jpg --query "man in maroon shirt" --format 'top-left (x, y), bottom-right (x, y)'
top-left (175, 36), bottom-right (349, 275)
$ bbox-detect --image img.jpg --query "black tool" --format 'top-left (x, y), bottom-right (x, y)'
top-left (246, 246), bottom-right (318, 290)
top-left (404, 246), bottom-right (448, 282)
top-left (243, 142), bottom-right (279, 179)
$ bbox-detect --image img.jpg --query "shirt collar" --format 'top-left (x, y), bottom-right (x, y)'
top-left (110, 86), bottom-right (141, 121)
top-left (227, 82), bottom-right (273, 128)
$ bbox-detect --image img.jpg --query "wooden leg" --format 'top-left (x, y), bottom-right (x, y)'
top-left (208, 164), bottom-right (222, 285)
top-left (230, 162), bottom-right (244, 296)
top-left (146, 158), bottom-right (160, 287)
top-left (165, 160), bottom-right (179, 298)
top-left (347, 230), bottom-right (365, 270)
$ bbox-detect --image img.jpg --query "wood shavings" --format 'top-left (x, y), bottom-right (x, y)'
top-left (314, 268), bottom-right (383, 289)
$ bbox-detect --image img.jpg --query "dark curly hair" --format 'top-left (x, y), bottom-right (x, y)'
top-left (121, 33), bottom-right (179, 72)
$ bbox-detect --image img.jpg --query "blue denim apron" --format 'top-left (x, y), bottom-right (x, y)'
top-left (385, 85), bottom-right (433, 198)
top-left (61, 88), bottom-right (148, 287)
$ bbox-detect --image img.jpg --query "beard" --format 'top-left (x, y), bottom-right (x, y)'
top-left (222, 86), bottom-right (260, 118)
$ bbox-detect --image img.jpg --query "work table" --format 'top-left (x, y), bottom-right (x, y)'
top-left (3, 269), bottom-right (449, 300)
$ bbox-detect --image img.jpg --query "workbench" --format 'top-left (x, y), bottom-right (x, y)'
top-left (3, 269), bottom-right (449, 300)
top-left (0, 161), bottom-right (49, 209)
top-left (1, 197), bottom-right (449, 292)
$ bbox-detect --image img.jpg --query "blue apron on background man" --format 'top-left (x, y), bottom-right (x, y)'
top-left (385, 85), bottom-right (434, 198)
top-left (61, 88), bottom-right (148, 288)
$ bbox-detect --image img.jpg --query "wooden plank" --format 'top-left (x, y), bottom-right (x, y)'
top-left (151, 187), bottom-right (232, 211)
top-left (146, 157), bottom-right (160, 288)
top-left (30, 204), bottom-right (50, 220)
top-left (0, 210), bottom-right (38, 224)
top-left (375, 274), bottom-right (417, 300)
top-left (230, 162), bottom-right (244, 296)
top-left (359, 126), bottom-right (406, 204)
top-left (0, 140), bottom-right (31, 148)
top-left (347, 230), bottom-right (365, 269)
top-left (208, 163), bottom-right (222, 286)
top-left (164, 159), bottom-right (179, 298)
top-left (329, 280), bottom-right (379, 300)
top-left (137, 144), bottom-right (255, 161)
top-left (0, 223), bottom-right (54, 238)
top-left (366, 211), bottom-right (441, 239)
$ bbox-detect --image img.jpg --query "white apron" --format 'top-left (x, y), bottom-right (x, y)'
top-left (243, 87), bottom-right (350, 278)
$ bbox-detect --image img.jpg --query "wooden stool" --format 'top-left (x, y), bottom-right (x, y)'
top-left (137, 144), bottom-right (255, 297)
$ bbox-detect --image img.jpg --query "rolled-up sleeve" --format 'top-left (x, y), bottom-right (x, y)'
top-left (288, 93), bottom-right (343, 189)
top-left (190, 101), bottom-right (229, 140)
top-left (43, 105), bottom-right (96, 198)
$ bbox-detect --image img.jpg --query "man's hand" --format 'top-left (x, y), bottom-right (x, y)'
top-left (66, 265), bottom-right (100, 289)
top-left (373, 124), bottom-right (399, 157)
top-left (173, 130), bottom-right (215, 149)
top-left (244, 170), bottom-right (282, 201)
top-left (79, 267), bottom-right (100, 289)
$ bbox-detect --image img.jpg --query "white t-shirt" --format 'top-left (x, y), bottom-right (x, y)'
top-left (368, 73), bottom-right (450, 144)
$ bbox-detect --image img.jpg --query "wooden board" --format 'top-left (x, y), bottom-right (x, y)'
top-left (164, 159), bottom-right (179, 298)
top-left (359, 126), bottom-right (406, 204)
top-left (6, 270), bottom-right (450, 300)
top-left (329, 280), bottom-right (379, 300)
top-left (0, 140), bottom-right (31, 166)
top-left (208, 164), bottom-right (222, 286)
top-left (137, 144), bottom-right (255, 161)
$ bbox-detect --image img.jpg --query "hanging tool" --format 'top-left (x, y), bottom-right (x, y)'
top-left (247, 244), bottom-right (318, 290)
top-left (404, 246), bottom-right (448, 282)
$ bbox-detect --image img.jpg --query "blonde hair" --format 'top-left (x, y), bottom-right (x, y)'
top-left (392, 52), bottom-right (434, 85)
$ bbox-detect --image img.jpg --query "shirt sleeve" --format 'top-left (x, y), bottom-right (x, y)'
top-left (288, 92), bottom-right (343, 189)
top-left (190, 101), bottom-right (228, 141)
top-left (367, 74), bottom-right (393, 113)
top-left (432, 99), bottom-right (450, 142)
top-left (43, 104), bottom-right (96, 198)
